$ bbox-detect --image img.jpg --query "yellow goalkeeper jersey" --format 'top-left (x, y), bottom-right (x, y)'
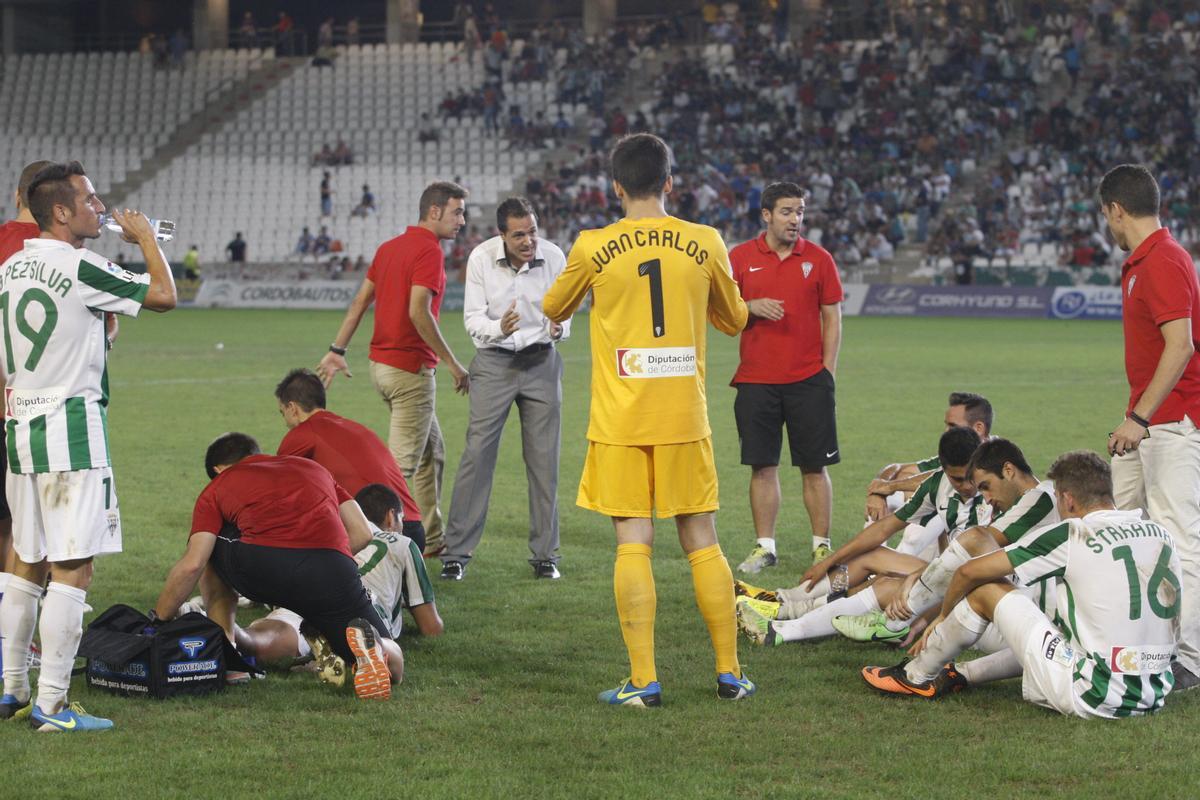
top-left (543, 215), bottom-right (748, 445)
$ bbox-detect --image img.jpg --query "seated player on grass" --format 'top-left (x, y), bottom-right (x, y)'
top-left (862, 451), bottom-right (1180, 719)
top-left (153, 433), bottom-right (402, 701)
top-left (834, 437), bottom-right (1059, 644)
top-left (736, 426), bottom-right (987, 646)
top-left (864, 391), bottom-right (993, 559)
top-left (228, 484), bottom-right (443, 685)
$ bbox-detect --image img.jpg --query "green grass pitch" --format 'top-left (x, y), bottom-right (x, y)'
top-left (4, 309), bottom-right (1197, 800)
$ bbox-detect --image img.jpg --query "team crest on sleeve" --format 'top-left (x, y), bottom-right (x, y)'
top-left (802, 261), bottom-right (813, 278)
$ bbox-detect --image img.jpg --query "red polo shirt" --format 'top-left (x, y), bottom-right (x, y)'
top-left (1121, 227), bottom-right (1200, 425)
top-left (0, 220), bottom-right (40, 263)
top-left (367, 226), bottom-right (446, 372)
top-left (729, 234), bottom-right (843, 384)
top-left (190, 454), bottom-right (354, 557)
top-left (278, 409), bottom-right (421, 522)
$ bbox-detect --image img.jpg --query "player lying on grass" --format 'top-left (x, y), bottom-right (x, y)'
top-left (835, 437), bottom-right (1059, 644)
top-left (862, 451), bottom-right (1181, 718)
top-left (153, 433), bottom-right (402, 701)
top-left (227, 483), bottom-right (442, 685)
top-left (865, 392), bottom-right (993, 559)
top-left (736, 426), bottom-right (987, 645)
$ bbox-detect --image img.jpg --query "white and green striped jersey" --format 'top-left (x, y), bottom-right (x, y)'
top-left (895, 469), bottom-right (991, 535)
top-left (355, 523), bottom-right (435, 638)
top-left (0, 240), bottom-right (149, 474)
top-left (1006, 509), bottom-right (1180, 718)
top-left (990, 480), bottom-right (1059, 545)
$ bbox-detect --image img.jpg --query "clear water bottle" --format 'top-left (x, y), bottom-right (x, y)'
top-left (99, 213), bottom-right (176, 243)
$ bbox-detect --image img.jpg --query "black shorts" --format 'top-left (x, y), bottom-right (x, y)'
top-left (209, 537), bottom-right (389, 664)
top-left (734, 371), bottom-right (840, 470)
top-left (403, 519), bottom-right (426, 553)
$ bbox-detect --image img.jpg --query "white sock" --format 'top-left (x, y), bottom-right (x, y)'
top-left (812, 535), bottom-right (831, 550)
top-left (775, 585), bottom-right (880, 643)
top-left (905, 599), bottom-right (989, 683)
top-left (957, 648), bottom-right (1023, 685)
top-left (36, 582), bottom-right (87, 715)
top-left (905, 539), bottom-right (971, 617)
top-left (755, 537), bottom-right (776, 555)
top-left (1, 575), bottom-right (42, 702)
top-left (776, 575), bottom-right (830, 602)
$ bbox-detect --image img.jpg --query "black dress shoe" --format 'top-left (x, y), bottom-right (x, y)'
top-left (533, 560), bottom-right (561, 580)
top-left (440, 561), bottom-right (465, 581)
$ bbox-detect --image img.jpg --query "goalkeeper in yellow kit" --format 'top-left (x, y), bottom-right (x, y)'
top-left (543, 133), bottom-right (754, 705)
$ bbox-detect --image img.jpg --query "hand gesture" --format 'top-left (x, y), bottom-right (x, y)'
top-left (317, 351), bottom-right (352, 387)
top-left (449, 360), bottom-right (470, 394)
top-left (110, 208), bottom-right (154, 244)
top-left (1108, 417), bottom-right (1148, 457)
top-left (800, 555), bottom-right (834, 589)
top-left (550, 321), bottom-right (564, 340)
top-left (907, 613), bottom-right (943, 657)
top-left (500, 300), bottom-right (521, 337)
top-left (886, 570), bottom-right (923, 620)
top-left (746, 298), bottom-right (785, 321)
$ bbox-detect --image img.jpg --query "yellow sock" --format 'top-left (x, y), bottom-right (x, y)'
top-left (614, 542), bottom-right (656, 687)
top-left (688, 543), bottom-right (740, 677)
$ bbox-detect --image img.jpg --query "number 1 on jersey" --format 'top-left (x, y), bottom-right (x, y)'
top-left (638, 259), bottom-right (665, 338)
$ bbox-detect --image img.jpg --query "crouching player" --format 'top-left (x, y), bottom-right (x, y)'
top-left (231, 483), bottom-right (443, 682)
top-left (154, 433), bottom-right (403, 700)
top-left (864, 451), bottom-right (1180, 717)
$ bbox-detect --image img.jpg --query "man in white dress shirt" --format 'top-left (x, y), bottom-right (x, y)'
top-left (439, 198), bottom-right (571, 581)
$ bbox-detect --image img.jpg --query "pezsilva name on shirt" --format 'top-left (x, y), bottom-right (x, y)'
top-left (1, 258), bottom-right (74, 298)
top-left (616, 347), bottom-right (697, 378)
top-left (591, 229), bottom-right (709, 272)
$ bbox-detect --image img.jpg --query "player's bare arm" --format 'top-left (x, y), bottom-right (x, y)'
top-left (154, 531), bottom-right (218, 620)
top-left (409, 286), bottom-right (469, 394)
top-left (799, 513), bottom-right (907, 586)
top-left (317, 277), bottom-right (376, 385)
top-left (409, 602), bottom-right (444, 637)
top-left (111, 207), bottom-right (176, 311)
top-left (1110, 316), bottom-right (1194, 455)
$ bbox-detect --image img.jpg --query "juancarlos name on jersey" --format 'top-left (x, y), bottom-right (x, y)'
top-left (0, 239), bottom-right (149, 473)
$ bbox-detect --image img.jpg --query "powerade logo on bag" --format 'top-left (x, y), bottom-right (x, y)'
top-left (180, 637), bottom-right (206, 658)
top-left (166, 636), bottom-right (219, 678)
top-left (91, 659), bottom-right (149, 679)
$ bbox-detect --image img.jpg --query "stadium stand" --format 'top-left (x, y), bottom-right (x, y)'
top-left (2, 5), bottom-right (1197, 288)
top-left (0, 48), bottom-right (265, 212)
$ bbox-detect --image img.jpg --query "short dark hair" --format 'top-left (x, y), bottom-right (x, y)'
top-left (1047, 450), bottom-right (1113, 506)
top-left (938, 426), bottom-right (981, 469)
top-left (418, 181), bottom-right (468, 220)
top-left (16, 160), bottom-right (52, 209)
top-left (967, 437), bottom-right (1032, 479)
top-left (1098, 164), bottom-right (1160, 218)
top-left (355, 483), bottom-right (402, 529)
top-left (761, 181), bottom-right (805, 212)
top-left (204, 432), bottom-right (261, 480)
top-left (496, 196), bottom-right (536, 232)
top-left (948, 391), bottom-right (994, 434)
top-left (275, 368), bottom-right (326, 412)
top-left (27, 161), bottom-right (87, 231)
top-left (610, 133), bottom-right (671, 200)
